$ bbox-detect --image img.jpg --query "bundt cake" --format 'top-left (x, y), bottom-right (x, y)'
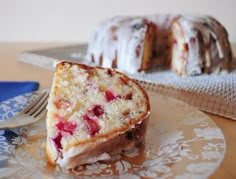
top-left (46, 62), bottom-right (150, 169)
top-left (86, 14), bottom-right (233, 76)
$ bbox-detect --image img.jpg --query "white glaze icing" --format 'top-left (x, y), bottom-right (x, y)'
top-left (86, 14), bottom-right (233, 76)
top-left (173, 15), bottom-right (232, 76)
top-left (87, 16), bottom-right (149, 73)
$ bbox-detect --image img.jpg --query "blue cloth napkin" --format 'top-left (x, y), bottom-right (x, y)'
top-left (0, 81), bottom-right (39, 103)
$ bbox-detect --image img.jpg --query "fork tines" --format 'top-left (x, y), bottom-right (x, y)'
top-left (24, 91), bottom-right (49, 117)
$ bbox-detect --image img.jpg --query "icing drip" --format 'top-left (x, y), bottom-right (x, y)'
top-left (87, 14), bottom-right (233, 76)
top-left (87, 16), bottom-right (147, 73)
top-left (116, 18), bottom-right (147, 73)
top-left (175, 15), bottom-right (232, 75)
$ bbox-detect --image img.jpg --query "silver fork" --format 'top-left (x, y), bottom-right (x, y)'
top-left (0, 91), bottom-right (49, 129)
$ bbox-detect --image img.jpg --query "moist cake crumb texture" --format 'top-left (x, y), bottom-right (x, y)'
top-left (46, 62), bottom-right (150, 169)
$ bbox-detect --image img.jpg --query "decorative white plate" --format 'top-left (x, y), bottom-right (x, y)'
top-left (0, 90), bottom-right (225, 178)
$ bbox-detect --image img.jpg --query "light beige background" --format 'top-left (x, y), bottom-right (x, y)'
top-left (0, 0), bottom-right (235, 43)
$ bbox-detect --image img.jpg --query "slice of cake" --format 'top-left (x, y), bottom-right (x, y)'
top-left (46, 62), bottom-right (150, 169)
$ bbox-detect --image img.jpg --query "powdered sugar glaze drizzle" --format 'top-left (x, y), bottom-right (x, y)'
top-left (87, 16), bottom-right (149, 73)
top-left (86, 14), bottom-right (232, 76)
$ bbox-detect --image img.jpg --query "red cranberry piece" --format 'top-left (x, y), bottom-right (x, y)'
top-left (190, 37), bottom-right (196, 44)
top-left (83, 114), bottom-right (100, 135)
top-left (83, 114), bottom-right (92, 121)
top-left (173, 39), bottom-right (177, 45)
top-left (52, 132), bottom-right (62, 151)
top-left (123, 92), bottom-right (133, 100)
top-left (107, 69), bottom-right (113, 76)
top-left (56, 121), bottom-right (77, 135)
top-left (92, 105), bottom-right (104, 117)
top-left (135, 45), bottom-right (141, 57)
top-left (105, 90), bottom-right (118, 102)
top-left (83, 113), bottom-right (98, 121)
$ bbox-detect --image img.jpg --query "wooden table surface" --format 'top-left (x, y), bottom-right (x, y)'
top-left (0, 43), bottom-right (236, 179)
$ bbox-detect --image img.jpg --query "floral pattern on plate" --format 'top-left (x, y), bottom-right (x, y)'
top-left (0, 90), bottom-right (225, 178)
